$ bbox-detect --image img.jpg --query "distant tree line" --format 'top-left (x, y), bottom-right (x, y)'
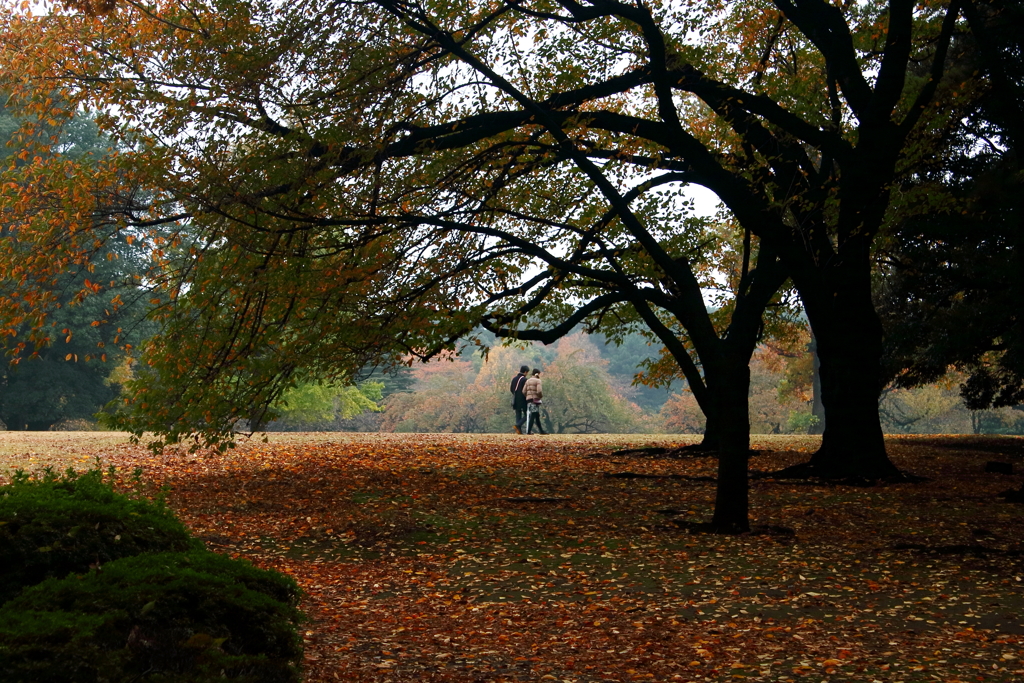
top-left (349, 331), bottom-right (1024, 436)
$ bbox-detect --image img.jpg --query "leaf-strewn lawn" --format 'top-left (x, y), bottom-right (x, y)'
top-left (2, 431), bottom-right (1022, 682)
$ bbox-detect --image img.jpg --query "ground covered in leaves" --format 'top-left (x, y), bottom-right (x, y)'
top-left (2, 431), bottom-right (1023, 682)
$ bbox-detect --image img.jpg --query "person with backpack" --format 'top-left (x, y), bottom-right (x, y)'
top-left (509, 365), bottom-right (529, 434)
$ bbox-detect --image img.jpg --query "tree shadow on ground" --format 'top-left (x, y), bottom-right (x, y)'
top-left (902, 435), bottom-right (1024, 457)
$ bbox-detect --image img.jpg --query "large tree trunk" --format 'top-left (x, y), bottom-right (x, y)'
top-left (809, 330), bottom-right (898, 478)
top-left (778, 148), bottom-right (904, 479)
top-left (708, 359), bottom-right (751, 533)
top-left (797, 260), bottom-right (902, 479)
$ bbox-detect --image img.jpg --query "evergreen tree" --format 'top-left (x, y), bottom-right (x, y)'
top-left (0, 100), bottom-right (153, 430)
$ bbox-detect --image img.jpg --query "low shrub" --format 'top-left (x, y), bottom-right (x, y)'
top-left (0, 467), bottom-right (200, 605)
top-left (0, 550), bottom-right (304, 683)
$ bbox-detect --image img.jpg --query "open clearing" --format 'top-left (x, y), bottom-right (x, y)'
top-left (1, 431), bottom-right (1022, 682)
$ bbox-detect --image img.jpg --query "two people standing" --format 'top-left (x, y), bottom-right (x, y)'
top-left (510, 365), bottom-right (547, 434)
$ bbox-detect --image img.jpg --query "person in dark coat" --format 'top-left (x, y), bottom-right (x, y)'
top-left (510, 365), bottom-right (529, 434)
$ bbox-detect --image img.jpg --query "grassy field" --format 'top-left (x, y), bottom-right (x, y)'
top-left (1, 430), bottom-right (1022, 682)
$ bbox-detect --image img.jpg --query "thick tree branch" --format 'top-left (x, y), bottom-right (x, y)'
top-left (481, 291), bottom-right (631, 343)
top-left (627, 296), bottom-right (712, 414)
top-left (772, 0), bottom-right (873, 119)
top-left (872, 0), bottom-right (916, 121)
top-left (899, 0), bottom-right (962, 137)
top-left (670, 67), bottom-right (851, 163)
top-left (392, 10), bottom-right (690, 290)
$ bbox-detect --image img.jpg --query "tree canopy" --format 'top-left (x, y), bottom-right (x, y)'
top-left (0, 0), bottom-right (996, 529)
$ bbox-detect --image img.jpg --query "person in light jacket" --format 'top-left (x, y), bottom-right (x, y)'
top-left (523, 369), bottom-right (547, 435)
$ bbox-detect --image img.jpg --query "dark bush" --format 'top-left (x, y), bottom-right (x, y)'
top-left (0, 467), bottom-right (201, 604)
top-left (0, 550), bottom-right (304, 683)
